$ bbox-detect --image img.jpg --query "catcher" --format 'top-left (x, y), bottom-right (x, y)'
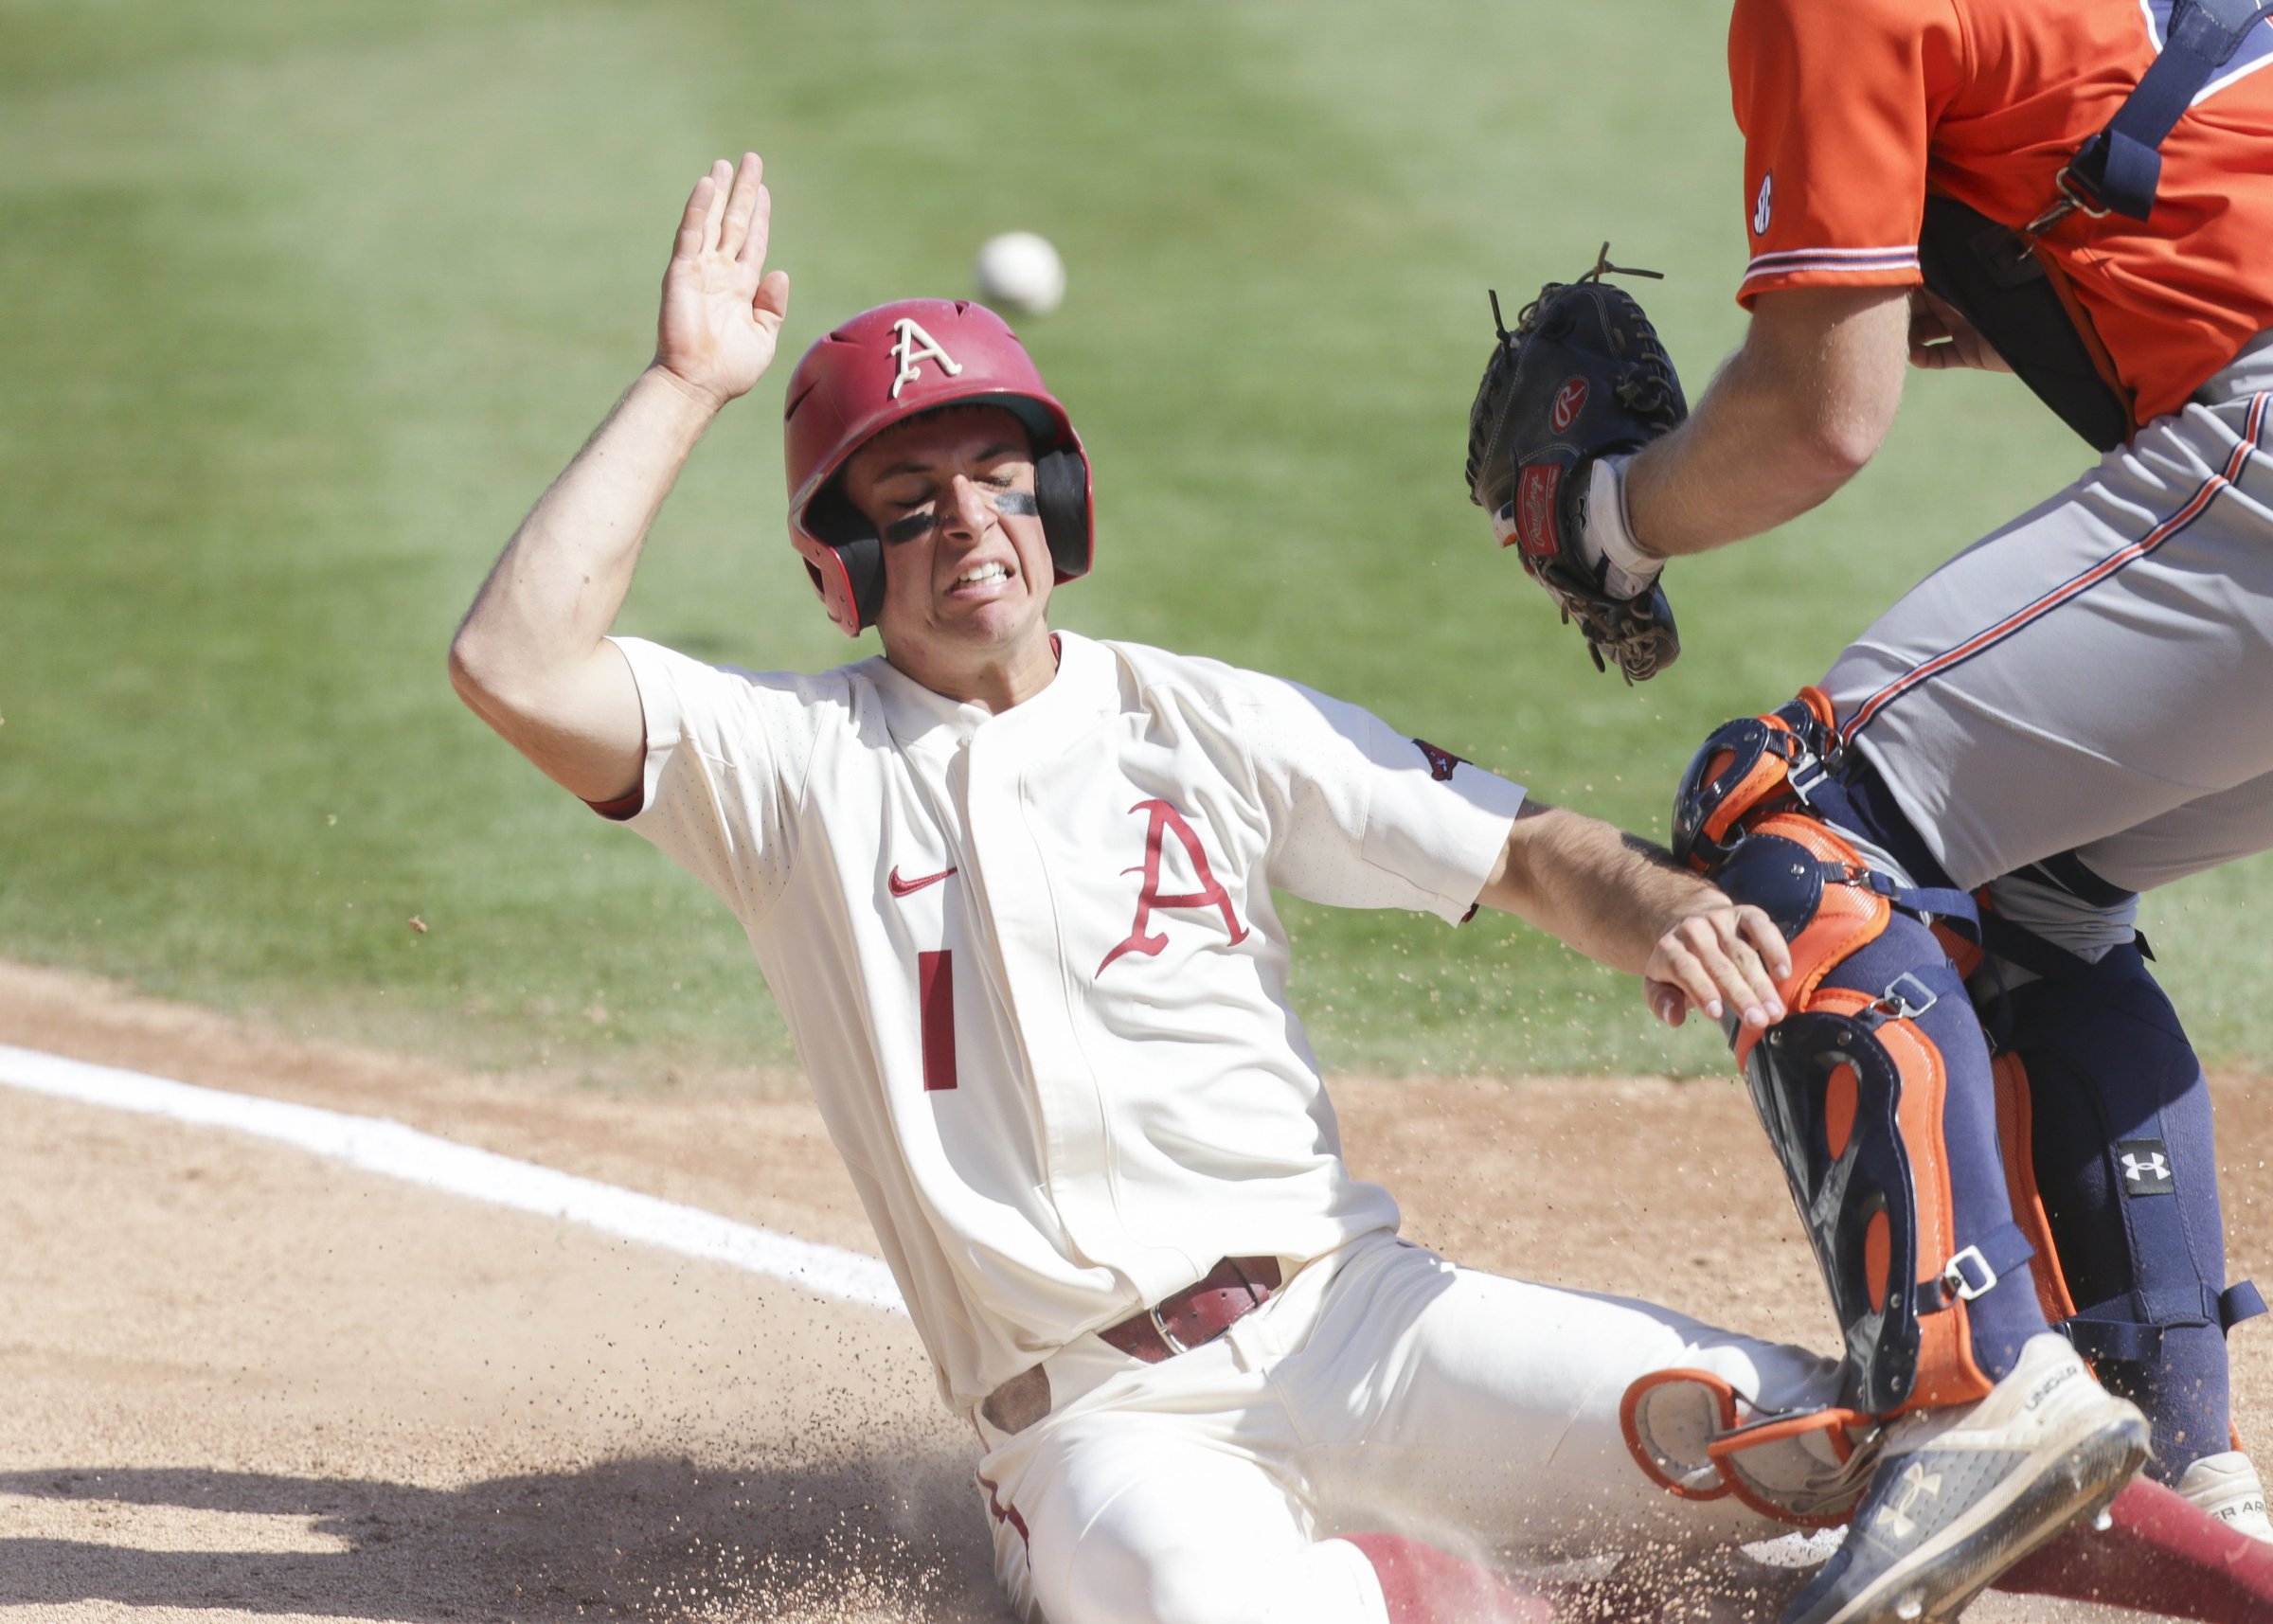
top-left (1470, 0), bottom-right (2273, 1618)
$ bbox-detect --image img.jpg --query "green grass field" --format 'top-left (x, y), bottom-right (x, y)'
top-left (5, 0), bottom-right (2268, 1084)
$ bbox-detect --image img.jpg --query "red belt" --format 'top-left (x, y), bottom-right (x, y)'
top-left (1099, 1255), bottom-right (1282, 1363)
top-left (980, 1257), bottom-right (1284, 1435)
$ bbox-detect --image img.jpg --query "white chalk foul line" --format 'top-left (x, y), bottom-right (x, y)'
top-left (0, 1043), bottom-right (906, 1315)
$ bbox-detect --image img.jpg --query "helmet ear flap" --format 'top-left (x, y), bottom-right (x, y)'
top-left (838, 532), bottom-right (886, 629)
top-left (802, 483), bottom-right (887, 631)
top-left (1034, 447), bottom-right (1092, 581)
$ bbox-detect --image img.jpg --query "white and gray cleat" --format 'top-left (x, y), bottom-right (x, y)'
top-left (1779, 1332), bottom-right (2148, 1624)
top-left (2175, 1449), bottom-right (2273, 1544)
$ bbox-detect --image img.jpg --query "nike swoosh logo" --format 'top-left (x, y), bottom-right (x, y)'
top-left (887, 865), bottom-right (958, 898)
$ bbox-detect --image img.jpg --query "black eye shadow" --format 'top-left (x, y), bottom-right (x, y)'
top-left (883, 512), bottom-right (938, 544)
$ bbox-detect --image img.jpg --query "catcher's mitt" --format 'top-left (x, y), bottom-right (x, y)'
top-left (1465, 248), bottom-right (1688, 682)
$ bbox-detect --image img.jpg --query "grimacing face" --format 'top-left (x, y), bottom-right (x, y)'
top-left (840, 404), bottom-right (1057, 676)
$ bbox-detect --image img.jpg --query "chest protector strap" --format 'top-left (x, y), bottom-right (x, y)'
top-left (1916, 0), bottom-right (2273, 452)
top-left (2066, 0), bottom-right (2273, 223)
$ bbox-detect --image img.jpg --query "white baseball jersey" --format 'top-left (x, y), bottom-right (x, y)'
top-left (604, 629), bottom-right (1527, 1411)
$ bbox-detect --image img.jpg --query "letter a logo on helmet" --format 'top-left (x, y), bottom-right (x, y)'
top-left (887, 317), bottom-right (963, 399)
top-left (782, 299), bottom-right (1094, 636)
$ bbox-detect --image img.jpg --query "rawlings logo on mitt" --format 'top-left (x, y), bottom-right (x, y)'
top-left (1465, 247), bottom-right (1688, 683)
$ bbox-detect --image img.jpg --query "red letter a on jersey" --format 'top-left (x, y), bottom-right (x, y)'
top-left (1097, 798), bottom-right (1249, 976)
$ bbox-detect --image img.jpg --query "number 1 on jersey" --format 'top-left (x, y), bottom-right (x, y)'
top-left (918, 950), bottom-right (958, 1091)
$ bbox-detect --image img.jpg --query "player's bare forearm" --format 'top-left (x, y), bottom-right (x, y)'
top-left (449, 368), bottom-right (717, 799)
top-left (1482, 803), bottom-right (1712, 972)
top-left (451, 153), bottom-right (790, 805)
top-left (1621, 284), bottom-right (1911, 558)
top-left (460, 367), bottom-right (715, 670)
top-left (1479, 802), bottom-right (1787, 1027)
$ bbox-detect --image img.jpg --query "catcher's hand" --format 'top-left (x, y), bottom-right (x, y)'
top-left (1465, 248), bottom-right (1688, 683)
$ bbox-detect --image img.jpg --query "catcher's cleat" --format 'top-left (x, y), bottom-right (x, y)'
top-left (2175, 1450), bottom-right (2273, 1545)
top-left (1780, 1333), bottom-right (2147, 1624)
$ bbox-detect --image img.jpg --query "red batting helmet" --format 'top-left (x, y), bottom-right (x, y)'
top-left (782, 298), bottom-right (1094, 635)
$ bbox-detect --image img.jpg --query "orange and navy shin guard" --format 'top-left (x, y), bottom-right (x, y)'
top-left (1674, 692), bottom-right (2048, 1418)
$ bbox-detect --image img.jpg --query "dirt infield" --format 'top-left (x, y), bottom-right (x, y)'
top-left (2, 958), bottom-right (2264, 1621)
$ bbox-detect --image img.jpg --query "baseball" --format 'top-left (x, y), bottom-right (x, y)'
top-left (974, 230), bottom-right (1065, 317)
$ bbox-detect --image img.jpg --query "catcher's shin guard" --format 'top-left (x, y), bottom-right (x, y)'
top-left (1674, 693), bottom-right (2043, 1419)
top-left (1987, 938), bottom-right (2268, 1476)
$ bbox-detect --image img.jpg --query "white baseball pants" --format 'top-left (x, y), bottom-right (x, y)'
top-left (974, 1231), bottom-right (1838, 1624)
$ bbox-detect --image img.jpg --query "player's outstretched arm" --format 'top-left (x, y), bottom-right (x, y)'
top-left (1619, 284), bottom-right (1909, 559)
top-left (1477, 801), bottom-right (1789, 1029)
top-left (450, 153), bottom-right (792, 804)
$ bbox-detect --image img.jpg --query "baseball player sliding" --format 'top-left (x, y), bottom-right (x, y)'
top-left (452, 150), bottom-right (1840, 1623)
top-left (1470, 0), bottom-right (2273, 1619)
top-left (447, 152), bottom-right (2133, 1623)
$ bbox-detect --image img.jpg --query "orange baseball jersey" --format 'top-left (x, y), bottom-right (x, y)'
top-left (1728, 0), bottom-right (2273, 424)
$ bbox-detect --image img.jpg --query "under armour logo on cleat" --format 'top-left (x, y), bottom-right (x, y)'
top-left (1880, 1461), bottom-right (1943, 1540)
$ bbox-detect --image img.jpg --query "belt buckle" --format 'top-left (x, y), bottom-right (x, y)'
top-left (1149, 1301), bottom-right (1192, 1356)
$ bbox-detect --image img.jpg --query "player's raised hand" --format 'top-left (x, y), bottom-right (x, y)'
top-left (655, 152), bottom-right (792, 409)
top-left (1643, 902), bottom-right (1790, 1030)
